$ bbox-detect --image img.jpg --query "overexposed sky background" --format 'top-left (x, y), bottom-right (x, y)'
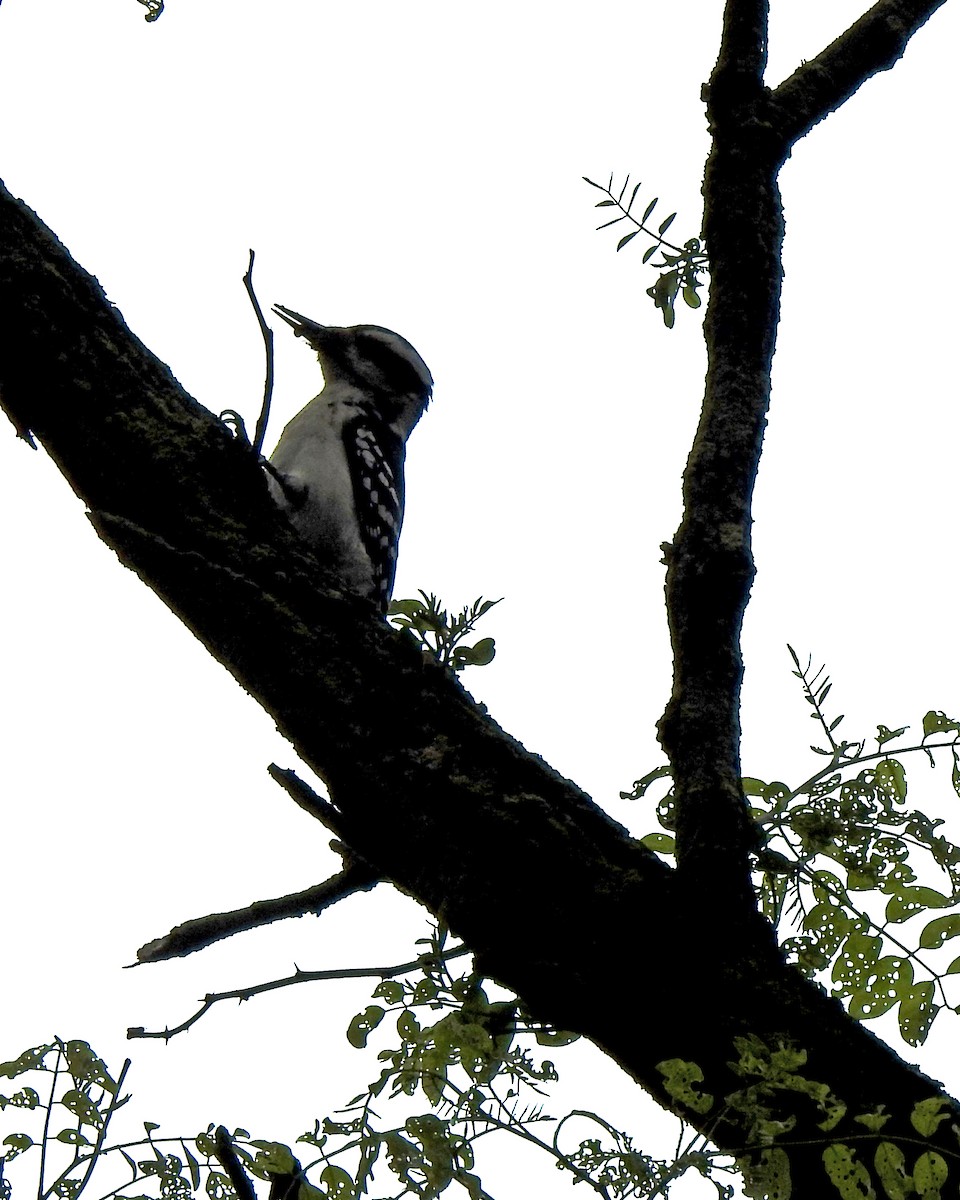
top-left (1, 0), bottom-right (958, 1195)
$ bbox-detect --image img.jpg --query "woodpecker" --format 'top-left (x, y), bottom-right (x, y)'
top-left (267, 305), bottom-right (433, 612)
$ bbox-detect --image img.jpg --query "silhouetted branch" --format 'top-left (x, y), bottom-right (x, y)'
top-left (133, 860), bottom-right (380, 963)
top-left (127, 945), bottom-right (472, 1040)
top-left (772, 0), bottom-right (949, 146)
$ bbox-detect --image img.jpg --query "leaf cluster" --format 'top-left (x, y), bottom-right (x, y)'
top-left (659, 1037), bottom-right (960, 1200)
top-left (583, 175), bottom-right (708, 328)
top-left (628, 651), bottom-right (960, 1047)
top-left (388, 594), bottom-right (499, 673)
top-left (1, 942), bottom-right (737, 1200)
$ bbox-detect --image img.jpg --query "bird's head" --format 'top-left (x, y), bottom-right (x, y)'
top-left (273, 304), bottom-right (432, 436)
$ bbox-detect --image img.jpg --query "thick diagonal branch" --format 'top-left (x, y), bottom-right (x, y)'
top-left (3, 178), bottom-right (959, 1193)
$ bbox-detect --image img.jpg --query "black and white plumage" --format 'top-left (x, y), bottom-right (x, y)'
top-left (267, 305), bottom-right (433, 612)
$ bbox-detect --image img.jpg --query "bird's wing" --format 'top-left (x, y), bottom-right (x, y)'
top-left (342, 414), bottom-right (406, 610)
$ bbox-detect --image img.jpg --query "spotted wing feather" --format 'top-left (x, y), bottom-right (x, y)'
top-left (342, 414), bottom-right (406, 610)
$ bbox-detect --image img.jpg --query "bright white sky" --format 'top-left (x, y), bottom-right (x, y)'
top-left (1, 1), bottom-right (958, 1196)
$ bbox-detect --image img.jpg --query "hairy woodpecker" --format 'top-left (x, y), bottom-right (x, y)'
top-left (267, 304), bottom-right (433, 612)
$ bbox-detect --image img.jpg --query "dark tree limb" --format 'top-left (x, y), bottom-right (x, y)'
top-left (267, 764), bottom-right (347, 836)
top-left (772, 0), bottom-right (950, 147)
top-left (659, 0), bottom-right (784, 904)
top-left (1, 2), bottom-right (956, 1187)
top-left (213, 1127), bottom-right (258, 1200)
top-left (134, 860), bottom-right (380, 963)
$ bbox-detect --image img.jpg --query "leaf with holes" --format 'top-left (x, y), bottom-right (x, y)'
top-left (847, 957), bottom-right (913, 1021)
top-left (874, 1142), bottom-right (911, 1200)
top-left (655, 1059), bottom-right (713, 1114)
top-left (831, 931), bottom-right (882, 996)
top-left (885, 886), bottom-right (951, 924)
top-left (897, 982), bottom-right (938, 1046)
top-left (922, 711), bottom-right (960, 738)
top-left (919, 913), bottom-right (960, 950)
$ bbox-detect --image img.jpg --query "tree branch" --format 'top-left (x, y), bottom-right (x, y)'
top-left (771, 0), bottom-right (949, 147)
top-left (133, 861), bottom-right (380, 963)
top-left (4, 177), bottom-right (959, 1190)
top-left (659, 0), bottom-right (784, 905)
top-left (213, 1127), bottom-right (258, 1200)
top-left (128, 946), bottom-right (472, 1041)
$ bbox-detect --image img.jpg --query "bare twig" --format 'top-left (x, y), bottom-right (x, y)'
top-left (268, 764), bottom-right (346, 836)
top-left (243, 249), bottom-right (275, 459)
top-left (127, 945), bottom-right (472, 1041)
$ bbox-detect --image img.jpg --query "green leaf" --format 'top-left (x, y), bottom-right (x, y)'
top-left (0, 1046), bottom-right (54, 1080)
top-left (922, 711), bottom-right (960, 738)
top-left (877, 725), bottom-right (908, 746)
top-left (832, 931), bottom-right (882, 994)
top-left (412, 978), bottom-right (439, 1004)
top-left (682, 284), bottom-right (701, 309)
top-left (373, 981), bottom-right (404, 1004)
top-left (396, 1010), bottom-right (421, 1039)
top-left (885, 886), bottom-right (951, 924)
top-left (898, 982), bottom-right (938, 1046)
top-left (802, 903), bottom-right (853, 962)
top-left (913, 1151), bottom-right (948, 1198)
top-left (250, 1142), bottom-right (299, 1177)
top-left (741, 1146), bottom-right (791, 1200)
top-left (642, 245), bottom-right (658, 263)
top-left (60, 1088), bottom-right (104, 1129)
top-left (919, 913), bottom-right (960, 949)
top-left (205, 1172), bottom-right (234, 1200)
top-left (620, 765), bottom-right (671, 800)
top-left (616, 230), bottom-right (639, 251)
top-left (875, 759), bottom-right (907, 803)
top-left (3, 1133), bottom-right (33, 1160)
top-left (319, 1165), bottom-right (355, 1200)
top-left (655, 1059), bottom-right (713, 1114)
top-left (642, 197), bottom-right (658, 221)
top-left (847, 957), bottom-right (912, 1020)
top-left (183, 1141), bottom-right (201, 1190)
top-left (854, 1108), bottom-right (890, 1132)
top-left (647, 269), bottom-right (680, 328)
top-left (464, 637), bottom-right (496, 667)
top-left (347, 1005), bottom-right (385, 1049)
top-left (822, 1144), bottom-right (874, 1199)
top-left (534, 1028), bottom-right (579, 1047)
top-left (0, 1087), bottom-right (39, 1110)
top-left (640, 832), bottom-right (675, 853)
top-left (910, 1097), bottom-right (953, 1137)
top-left (873, 1142), bottom-right (910, 1200)
top-left (658, 213), bottom-right (676, 236)
top-left (55, 1130), bottom-right (91, 1145)
top-left (388, 599), bottom-right (425, 619)
top-left (63, 1041), bottom-right (116, 1093)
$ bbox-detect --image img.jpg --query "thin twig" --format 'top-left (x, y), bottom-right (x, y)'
top-left (243, 249), bottom-right (275, 459)
top-left (127, 945), bottom-right (471, 1041)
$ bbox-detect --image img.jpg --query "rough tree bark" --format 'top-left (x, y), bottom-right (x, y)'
top-left (0, 0), bottom-right (952, 1194)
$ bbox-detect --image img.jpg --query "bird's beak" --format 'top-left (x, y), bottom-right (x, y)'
top-left (272, 304), bottom-right (327, 342)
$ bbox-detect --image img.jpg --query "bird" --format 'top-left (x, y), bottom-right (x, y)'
top-left (266, 304), bottom-right (433, 613)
